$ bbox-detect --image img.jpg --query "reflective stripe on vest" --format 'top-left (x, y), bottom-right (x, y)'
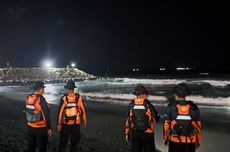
top-left (26, 105), bottom-right (36, 109)
top-left (133, 105), bottom-right (145, 109)
top-left (66, 103), bottom-right (77, 107)
top-left (176, 115), bottom-right (192, 120)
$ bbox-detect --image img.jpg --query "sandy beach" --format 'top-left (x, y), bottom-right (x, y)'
top-left (1, 94), bottom-right (230, 152)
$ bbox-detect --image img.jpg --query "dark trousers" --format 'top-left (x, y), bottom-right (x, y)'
top-left (131, 131), bottom-right (155, 152)
top-left (59, 124), bottom-right (81, 152)
top-left (169, 142), bottom-right (196, 152)
top-left (27, 128), bottom-right (48, 152)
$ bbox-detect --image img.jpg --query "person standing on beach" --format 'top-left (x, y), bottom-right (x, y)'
top-left (57, 80), bottom-right (87, 152)
top-left (25, 81), bottom-right (52, 152)
top-left (125, 85), bottom-right (159, 152)
top-left (163, 83), bottom-right (202, 152)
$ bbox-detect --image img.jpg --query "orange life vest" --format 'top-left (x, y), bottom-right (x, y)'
top-left (25, 95), bottom-right (47, 128)
top-left (127, 98), bottom-right (156, 134)
top-left (58, 93), bottom-right (81, 125)
top-left (164, 101), bottom-right (202, 145)
top-left (169, 103), bottom-right (200, 143)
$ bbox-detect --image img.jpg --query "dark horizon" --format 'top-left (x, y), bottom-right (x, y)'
top-left (0, 1), bottom-right (229, 75)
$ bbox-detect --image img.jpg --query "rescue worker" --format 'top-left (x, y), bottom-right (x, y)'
top-left (163, 83), bottom-right (202, 152)
top-left (125, 85), bottom-right (159, 152)
top-left (25, 81), bottom-right (52, 152)
top-left (57, 80), bottom-right (87, 152)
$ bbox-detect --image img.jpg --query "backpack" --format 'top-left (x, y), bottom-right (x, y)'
top-left (171, 101), bottom-right (196, 137)
top-left (25, 95), bottom-right (43, 123)
top-left (129, 99), bottom-right (151, 131)
top-left (63, 94), bottom-right (80, 124)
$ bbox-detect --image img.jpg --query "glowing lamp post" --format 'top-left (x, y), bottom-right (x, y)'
top-left (42, 59), bottom-right (54, 68)
top-left (70, 62), bottom-right (76, 68)
top-left (41, 59), bottom-right (55, 80)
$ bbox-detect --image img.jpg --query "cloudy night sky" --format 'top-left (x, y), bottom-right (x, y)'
top-left (0, 0), bottom-right (229, 74)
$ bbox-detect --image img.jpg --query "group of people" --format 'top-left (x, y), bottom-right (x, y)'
top-left (25, 80), bottom-right (202, 152)
top-left (125, 84), bottom-right (202, 152)
top-left (25, 80), bottom-right (86, 152)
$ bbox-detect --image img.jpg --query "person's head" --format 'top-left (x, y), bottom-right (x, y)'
top-left (64, 80), bottom-right (77, 93)
top-left (173, 83), bottom-right (191, 100)
top-left (133, 85), bottom-right (148, 98)
top-left (31, 81), bottom-right (46, 94)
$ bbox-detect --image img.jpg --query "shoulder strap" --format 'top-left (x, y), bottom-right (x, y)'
top-left (65, 94), bottom-right (69, 102)
top-left (65, 93), bottom-right (80, 103)
top-left (129, 99), bottom-right (135, 109)
top-left (33, 95), bottom-right (42, 111)
top-left (75, 94), bottom-right (80, 104)
top-left (169, 101), bottom-right (179, 120)
top-left (144, 99), bottom-right (150, 107)
top-left (62, 95), bottom-right (68, 106)
top-left (34, 95), bottom-right (40, 104)
top-left (144, 99), bottom-right (158, 118)
top-left (26, 94), bottom-right (39, 104)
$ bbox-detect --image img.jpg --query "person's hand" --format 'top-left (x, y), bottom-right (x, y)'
top-left (47, 129), bottom-right (52, 137)
top-left (57, 125), bottom-right (62, 132)
top-left (125, 134), bottom-right (129, 143)
top-left (83, 123), bottom-right (87, 128)
top-left (164, 139), bottom-right (169, 146)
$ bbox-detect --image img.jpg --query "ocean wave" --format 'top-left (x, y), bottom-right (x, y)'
top-left (1, 82), bottom-right (230, 108)
top-left (95, 78), bottom-right (230, 87)
top-left (80, 92), bottom-right (167, 101)
top-left (80, 92), bottom-right (230, 107)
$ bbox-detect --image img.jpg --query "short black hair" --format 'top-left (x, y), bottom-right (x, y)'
top-left (173, 83), bottom-right (191, 98)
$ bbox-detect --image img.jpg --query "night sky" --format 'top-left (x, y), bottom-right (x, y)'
top-left (0, 0), bottom-right (229, 74)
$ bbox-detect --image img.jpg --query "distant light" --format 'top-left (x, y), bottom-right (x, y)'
top-left (176, 67), bottom-right (192, 71)
top-left (42, 59), bottom-right (54, 68)
top-left (199, 73), bottom-right (209, 75)
top-left (160, 68), bottom-right (166, 71)
top-left (132, 68), bottom-right (140, 72)
top-left (71, 62), bottom-right (76, 68)
top-left (177, 67), bottom-right (185, 70)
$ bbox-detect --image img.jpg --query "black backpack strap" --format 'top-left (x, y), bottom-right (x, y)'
top-left (75, 94), bottom-right (80, 104)
top-left (65, 94), bottom-right (80, 104)
top-left (63, 94), bottom-right (69, 103)
top-left (129, 99), bottom-right (135, 110)
top-left (144, 99), bottom-right (160, 122)
top-left (66, 95), bottom-right (69, 102)
top-left (187, 100), bottom-right (198, 121)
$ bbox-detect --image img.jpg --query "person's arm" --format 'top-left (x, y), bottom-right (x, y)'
top-left (125, 101), bottom-right (134, 143)
top-left (57, 96), bottom-right (65, 132)
top-left (195, 105), bottom-right (202, 148)
top-left (57, 97), bottom-right (64, 125)
top-left (40, 96), bottom-right (51, 130)
top-left (163, 104), bottom-right (171, 145)
top-left (40, 95), bottom-right (52, 137)
top-left (146, 100), bottom-right (160, 123)
top-left (78, 96), bottom-right (87, 127)
top-left (125, 117), bottom-right (130, 143)
top-left (151, 105), bottom-right (160, 123)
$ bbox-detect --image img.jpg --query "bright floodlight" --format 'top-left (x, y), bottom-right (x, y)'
top-left (42, 59), bottom-right (54, 68)
top-left (71, 62), bottom-right (76, 67)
